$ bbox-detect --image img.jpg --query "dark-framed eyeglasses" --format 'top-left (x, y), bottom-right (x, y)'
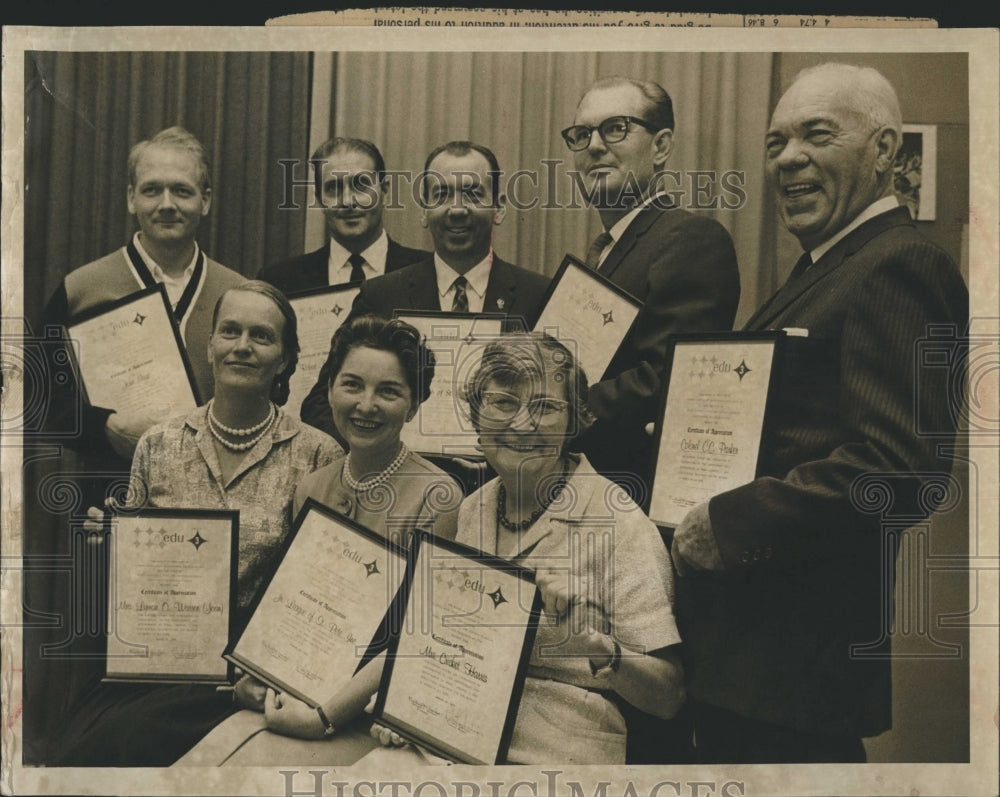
top-left (479, 390), bottom-right (570, 423)
top-left (561, 116), bottom-right (660, 151)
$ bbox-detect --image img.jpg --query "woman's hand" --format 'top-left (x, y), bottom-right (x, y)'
top-left (364, 695), bottom-right (406, 748)
top-left (264, 688), bottom-right (327, 740)
top-left (233, 672), bottom-right (268, 712)
top-left (533, 567), bottom-right (608, 659)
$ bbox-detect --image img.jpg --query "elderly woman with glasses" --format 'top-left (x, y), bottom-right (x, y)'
top-left (372, 332), bottom-right (685, 764)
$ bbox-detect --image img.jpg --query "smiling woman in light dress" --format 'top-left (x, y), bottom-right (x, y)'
top-left (177, 314), bottom-right (462, 766)
top-left (367, 332), bottom-right (685, 764)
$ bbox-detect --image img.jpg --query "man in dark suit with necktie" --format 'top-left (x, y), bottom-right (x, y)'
top-left (300, 140), bottom-right (549, 436)
top-left (563, 77), bottom-right (740, 501)
top-left (672, 63), bottom-right (968, 763)
top-left (258, 137), bottom-right (428, 294)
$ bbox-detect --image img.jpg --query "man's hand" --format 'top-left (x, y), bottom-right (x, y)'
top-left (264, 689), bottom-right (327, 740)
top-left (672, 502), bottom-right (724, 576)
top-left (105, 410), bottom-right (158, 460)
top-left (234, 673), bottom-right (268, 712)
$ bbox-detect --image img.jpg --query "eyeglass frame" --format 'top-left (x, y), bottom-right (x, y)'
top-left (478, 390), bottom-right (571, 424)
top-left (560, 115), bottom-right (662, 152)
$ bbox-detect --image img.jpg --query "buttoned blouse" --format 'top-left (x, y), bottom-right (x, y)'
top-left (128, 406), bottom-right (342, 617)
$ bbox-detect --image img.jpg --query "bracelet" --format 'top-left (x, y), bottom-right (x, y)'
top-left (589, 638), bottom-right (622, 679)
top-left (316, 705), bottom-right (336, 737)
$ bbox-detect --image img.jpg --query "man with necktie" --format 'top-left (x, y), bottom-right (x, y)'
top-left (563, 77), bottom-right (740, 501)
top-left (300, 140), bottom-right (549, 437)
top-left (258, 137), bottom-right (428, 294)
top-left (671, 63), bottom-right (968, 763)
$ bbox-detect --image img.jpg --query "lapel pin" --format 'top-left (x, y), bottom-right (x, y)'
top-left (496, 298), bottom-right (505, 309)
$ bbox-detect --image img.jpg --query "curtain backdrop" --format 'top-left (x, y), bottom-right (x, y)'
top-left (23, 50), bottom-right (312, 327)
top-left (309, 51), bottom-right (775, 324)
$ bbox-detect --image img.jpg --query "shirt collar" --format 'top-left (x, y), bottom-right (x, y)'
top-left (808, 196), bottom-right (901, 263)
top-left (327, 229), bottom-right (389, 277)
top-left (434, 251), bottom-right (493, 299)
top-left (133, 232), bottom-right (200, 282)
top-left (607, 191), bottom-right (667, 243)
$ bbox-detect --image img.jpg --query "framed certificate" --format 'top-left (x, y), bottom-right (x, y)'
top-left (286, 282), bottom-right (362, 415)
top-left (648, 333), bottom-right (784, 528)
top-left (104, 508), bottom-right (238, 684)
top-left (532, 254), bottom-right (642, 382)
top-left (394, 312), bottom-right (505, 457)
top-left (67, 284), bottom-right (201, 414)
top-left (374, 532), bottom-right (541, 764)
top-left (224, 499), bottom-right (408, 708)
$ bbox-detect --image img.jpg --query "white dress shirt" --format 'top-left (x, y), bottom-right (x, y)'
top-left (327, 230), bottom-right (389, 284)
top-left (434, 252), bottom-right (493, 313)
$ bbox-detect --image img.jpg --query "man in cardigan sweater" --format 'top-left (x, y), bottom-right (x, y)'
top-left (40, 126), bottom-right (245, 469)
top-left (671, 64), bottom-right (968, 762)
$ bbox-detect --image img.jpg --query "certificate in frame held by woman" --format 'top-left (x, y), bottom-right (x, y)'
top-left (374, 532), bottom-right (542, 765)
top-left (104, 507), bottom-right (238, 684)
top-left (648, 332), bottom-right (784, 528)
top-left (224, 499), bottom-right (408, 709)
top-left (66, 284), bottom-right (202, 416)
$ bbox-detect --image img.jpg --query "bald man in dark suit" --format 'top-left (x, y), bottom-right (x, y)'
top-left (672, 63), bottom-right (968, 763)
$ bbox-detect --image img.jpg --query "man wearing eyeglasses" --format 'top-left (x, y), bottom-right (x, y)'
top-left (562, 77), bottom-right (740, 503)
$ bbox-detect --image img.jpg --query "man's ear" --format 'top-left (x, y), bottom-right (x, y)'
top-left (126, 185), bottom-right (136, 216)
top-left (874, 127), bottom-right (899, 175)
top-left (493, 194), bottom-right (507, 226)
top-left (651, 129), bottom-right (674, 169)
top-left (200, 187), bottom-right (213, 217)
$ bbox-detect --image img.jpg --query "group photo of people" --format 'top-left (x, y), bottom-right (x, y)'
top-left (11, 44), bottom-right (975, 776)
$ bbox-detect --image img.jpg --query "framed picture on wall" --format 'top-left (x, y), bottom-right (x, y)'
top-left (896, 124), bottom-right (937, 220)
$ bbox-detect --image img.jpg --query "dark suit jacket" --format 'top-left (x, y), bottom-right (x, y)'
top-left (256, 237), bottom-right (429, 295)
top-left (675, 207), bottom-right (968, 737)
top-left (300, 255), bottom-right (550, 436)
top-left (578, 202), bottom-right (740, 496)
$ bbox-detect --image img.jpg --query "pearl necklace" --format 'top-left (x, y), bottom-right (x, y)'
top-left (343, 443), bottom-right (409, 491)
top-left (209, 399), bottom-right (276, 436)
top-left (497, 464), bottom-right (568, 532)
top-left (208, 402), bottom-right (276, 452)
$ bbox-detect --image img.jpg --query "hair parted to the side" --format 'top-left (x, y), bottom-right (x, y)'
top-left (128, 126), bottom-right (211, 193)
top-left (582, 76), bottom-right (675, 132)
top-left (463, 332), bottom-right (595, 445)
top-left (210, 280), bottom-right (300, 406)
top-left (311, 136), bottom-right (387, 183)
top-left (323, 315), bottom-right (436, 406)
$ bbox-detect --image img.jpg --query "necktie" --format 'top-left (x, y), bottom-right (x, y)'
top-left (787, 252), bottom-right (813, 283)
top-left (585, 231), bottom-right (614, 269)
top-left (347, 253), bottom-right (367, 283)
top-left (451, 276), bottom-right (469, 313)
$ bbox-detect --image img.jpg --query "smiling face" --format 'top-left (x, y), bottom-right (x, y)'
top-left (127, 145), bottom-right (211, 248)
top-left (765, 71), bottom-right (893, 251)
top-left (329, 345), bottom-right (415, 461)
top-left (422, 150), bottom-right (504, 273)
top-left (477, 366), bottom-right (571, 489)
top-left (572, 84), bottom-right (672, 208)
top-left (320, 147), bottom-right (387, 254)
top-left (208, 291), bottom-right (289, 399)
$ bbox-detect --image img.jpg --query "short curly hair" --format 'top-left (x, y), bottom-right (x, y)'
top-left (323, 315), bottom-right (436, 406)
top-left (463, 332), bottom-right (595, 445)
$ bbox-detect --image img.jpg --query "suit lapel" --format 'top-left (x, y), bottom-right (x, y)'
top-left (484, 257), bottom-right (519, 315)
top-left (598, 203), bottom-right (668, 280)
top-left (745, 207), bottom-right (913, 330)
top-left (407, 259), bottom-right (442, 311)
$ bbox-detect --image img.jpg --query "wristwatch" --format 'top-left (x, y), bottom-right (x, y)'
top-left (316, 705), bottom-right (336, 737)
top-left (588, 638), bottom-right (622, 679)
